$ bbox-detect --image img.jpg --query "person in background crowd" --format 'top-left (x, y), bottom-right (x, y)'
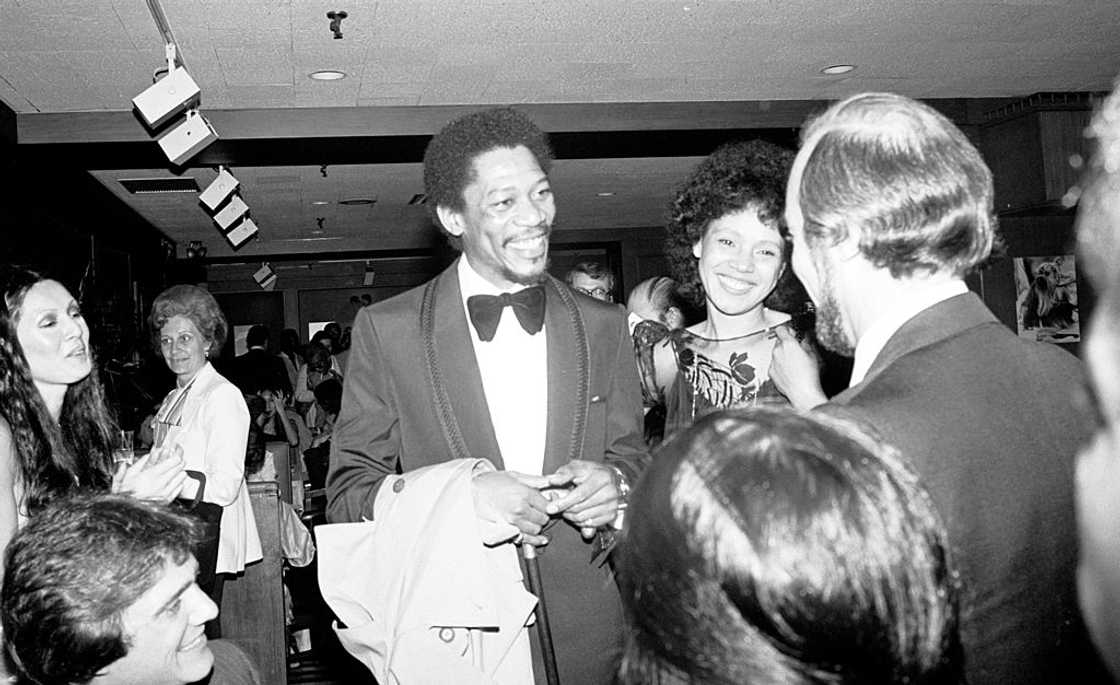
top-left (229, 324), bottom-right (291, 398)
top-left (565, 261), bottom-right (617, 302)
top-left (625, 276), bottom-right (697, 446)
top-left (327, 107), bottom-right (647, 683)
top-left (1074, 76), bottom-right (1120, 680)
top-left (624, 275), bottom-right (693, 335)
top-left (149, 284), bottom-right (262, 620)
top-left (616, 407), bottom-right (962, 685)
top-left (277, 328), bottom-right (302, 396)
top-left (2, 493), bottom-right (261, 685)
top-left (302, 377), bottom-right (342, 491)
top-left (294, 344), bottom-right (341, 432)
top-left (0, 266), bottom-right (186, 560)
top-left (774, 91), bottom-right (1106, 683)
top-left (636, 140), bottom-right (814, 439)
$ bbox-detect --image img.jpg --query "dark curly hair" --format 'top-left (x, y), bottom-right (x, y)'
top-left (0, 266), bottom-right (116, 515)
top-left (665, 140), bottom-right (799, 312)
top-left (423, 107), bottom-right (553, 249)
top-left (148, 284), bottom-right (228, 358)
top-left (2, 494), bottom-right (198, 685)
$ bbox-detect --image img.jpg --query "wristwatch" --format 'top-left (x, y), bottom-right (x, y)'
top-left (610, 466), bottom-right (630, 529)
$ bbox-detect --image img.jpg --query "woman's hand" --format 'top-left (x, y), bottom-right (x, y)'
top-left (769, 326), bottom-right (828, 409)
top-left (111, 444), bottom-right (188, 503)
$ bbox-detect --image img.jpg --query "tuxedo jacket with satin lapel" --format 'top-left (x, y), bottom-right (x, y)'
top-left (822, 292), bottom-right (1105, 684)
top-left (327, 259), bottom-right (649, 684)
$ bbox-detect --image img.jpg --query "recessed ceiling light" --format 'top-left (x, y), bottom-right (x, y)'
top-left (310, 200), bottom-right (330, 206)
top-left (309, 70), bottom-right (347, 81)
top-left (596, 192), bottom-right (615, 197)
top-left (820, 64), bottom-right (856, 75)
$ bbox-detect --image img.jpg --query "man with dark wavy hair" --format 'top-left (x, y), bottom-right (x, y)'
top-left (2, 493), bottom-right (260, 685)
top-left (328, 107), bottom-right (648, 683)
top-left (775, 92), bottom-right (1105, 684)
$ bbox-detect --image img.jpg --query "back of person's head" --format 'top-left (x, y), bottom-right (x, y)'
top-left (626, 276), bottom-right (693, 329)
top-left (617, 407), bottom-right (962, 685)
top-left (245, 324), bottom-right (270, 349)
top-left (0, 265), bottom-right (115, 513)
top-left (2, 494), bottom-right (200, 685)
top-left (795, 92), bottom-right (995, 279)
top-left (1074, 76), bottom-right (1120, 680)
top-left (278, 328), bottom-right (300, 355)
top-left (423, 107), bottom-right (553, 247)
top-left (313, 377), bottom-right (343, 417)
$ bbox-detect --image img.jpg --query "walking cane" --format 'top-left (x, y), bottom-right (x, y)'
top-left (522, 541), bottom-right (561, 685)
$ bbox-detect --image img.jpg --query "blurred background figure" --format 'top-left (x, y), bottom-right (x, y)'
top-left (625, 275), bottom-right (697, 446)
top-left (0, 266), bottom-right (186, 560)
top-left (230, 323), bottom-right (292, 398)
top-left (616, 407), bottom-right (962, 685)
top-left (565, 261), bottom-right (617, 302)
top-left (149, 284), bottom-right (262, 626)
top-left (277, 327), bottom-right (303, 395)
top-left (1074, 76), bottom-right (1120, 680)
top-left (625, 275), bottom-right (694, 334)
top-left (637, 140), bottom-right (820, 440)
top-left (302, 377), bottom-right (342, 491)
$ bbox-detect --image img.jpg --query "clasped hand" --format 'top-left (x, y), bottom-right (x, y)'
top-left (111, 443), bottom-right (188, 503)
top-left (471, 460), bottom-right (622, 546)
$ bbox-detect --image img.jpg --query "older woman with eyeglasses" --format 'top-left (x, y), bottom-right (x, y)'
top-left (149, 285), bottom-right (261, 615)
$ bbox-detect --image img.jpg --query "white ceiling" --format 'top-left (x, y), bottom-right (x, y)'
top-left (3, 0), bottom-right (1120, 258)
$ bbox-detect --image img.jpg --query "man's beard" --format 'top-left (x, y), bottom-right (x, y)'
top-left (812, 253), bottom-right (856, 356)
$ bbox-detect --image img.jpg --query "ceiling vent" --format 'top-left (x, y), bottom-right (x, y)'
top-left (120, 177), bottom-right (200, 194)
top-left (408, 193), bottom-right (427, 205)
top-left (339, 197), bottom-right (377, 206)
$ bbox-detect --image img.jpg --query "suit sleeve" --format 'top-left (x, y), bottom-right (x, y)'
top-left (603, 312), bottom-right (651, 485)
top-left (326, 307), bottom-right (400, 523)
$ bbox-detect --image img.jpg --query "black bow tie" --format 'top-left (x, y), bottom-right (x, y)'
top-left (467, 286), bottom-right (546, 342)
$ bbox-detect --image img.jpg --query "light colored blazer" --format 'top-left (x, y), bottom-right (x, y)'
top-left (156, 362), bottom-right (262, 574)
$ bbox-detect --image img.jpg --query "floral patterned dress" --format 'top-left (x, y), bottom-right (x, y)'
top-left (635, 318), bottom-right (792, 438)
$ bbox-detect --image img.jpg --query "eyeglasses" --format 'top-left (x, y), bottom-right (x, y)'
top-left (575, 286), bottom-right (611, 301)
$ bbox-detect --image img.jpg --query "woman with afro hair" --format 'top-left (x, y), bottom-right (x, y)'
top-left (635, 139), bottom-right (821, 438)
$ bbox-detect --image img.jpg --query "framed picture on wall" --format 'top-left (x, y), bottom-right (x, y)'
top-left (1013, 255), bottom-right (1080, 344)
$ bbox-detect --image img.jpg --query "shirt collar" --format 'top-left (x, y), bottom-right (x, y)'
top-left (849, 279), bottom-right (969, 386)
top-left (456, 256), bottom-right (534, 304)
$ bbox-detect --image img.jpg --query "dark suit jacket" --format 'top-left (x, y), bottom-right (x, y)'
top-left (823, 292), bottom-right (1104, 684)
top-left (230, 347), bottom-right (292, 397)
top-left (327, 261), bottom-right (649, 683)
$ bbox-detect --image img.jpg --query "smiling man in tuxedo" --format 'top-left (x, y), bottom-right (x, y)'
top-left (327, 107), bottom-right (648, 683)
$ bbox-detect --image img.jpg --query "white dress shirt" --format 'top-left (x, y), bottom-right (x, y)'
top-left (457, 257), bottom-right (548, 476)
top-left (849, 279), bottom-right (969, 386)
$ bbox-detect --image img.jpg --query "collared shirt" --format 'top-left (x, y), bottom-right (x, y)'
top-left (849, 279), bottom-right (969, 386)
top-left (457, 257), bottom-right (548, 475)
